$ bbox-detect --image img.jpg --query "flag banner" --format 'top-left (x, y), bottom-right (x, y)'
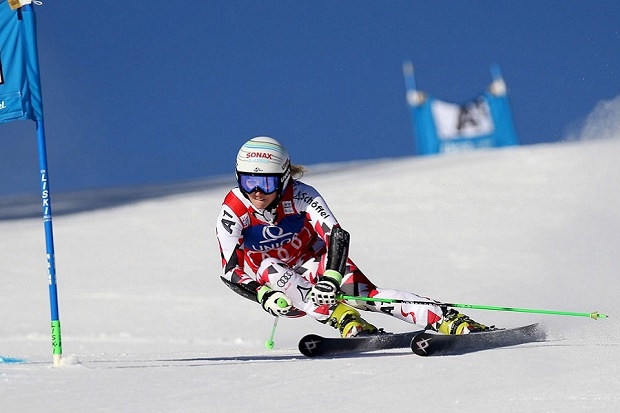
top-left (0, 0), bottom-right (62, 367)
top-left (403, 62), bottom-right (518, 156)
top-left (0, 0), bottom-right (43, 124)
top-left (431, 97), bottom-right (495, 140)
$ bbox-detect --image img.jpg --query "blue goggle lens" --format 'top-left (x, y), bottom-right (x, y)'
top-left (238, 174), bottom-right (280, 195)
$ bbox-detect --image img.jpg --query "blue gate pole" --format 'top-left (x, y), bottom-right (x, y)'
top-left (36, 119), bottom-right (63, 367)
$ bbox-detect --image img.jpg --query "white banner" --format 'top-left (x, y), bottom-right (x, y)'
top-left (431, 98), bottom-right (494, 139)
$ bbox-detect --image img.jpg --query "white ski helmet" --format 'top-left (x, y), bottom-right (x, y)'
top-left (235, 136), bottom-right (291, 195)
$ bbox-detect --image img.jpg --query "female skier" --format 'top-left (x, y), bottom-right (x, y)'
top-left (216, 136), bottom-right (489, 338)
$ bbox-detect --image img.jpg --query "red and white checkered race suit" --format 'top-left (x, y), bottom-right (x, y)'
top-left (216, 179), bottom-right (444, 327)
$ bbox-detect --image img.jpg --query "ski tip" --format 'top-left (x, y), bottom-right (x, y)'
top-left (529, 323), bottom-right (547, 341)
top-left (494, 323), bottom-right (547, 342)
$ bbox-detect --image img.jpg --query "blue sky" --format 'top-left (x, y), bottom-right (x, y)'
top-left (1, 1), bottom-right (618, 196)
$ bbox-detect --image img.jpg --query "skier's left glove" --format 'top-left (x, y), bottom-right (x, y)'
top-left (257, 286), bottom-right (293, 317)
top-left (309, 270), bottom-right (343, 306)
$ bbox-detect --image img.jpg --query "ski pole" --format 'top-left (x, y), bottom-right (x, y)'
top-left (263, 296), bottom-right (290, 349)
top-left (264, 317), bottom-right (279, 350)
top-left (338, 295), bottom-right (608, 320)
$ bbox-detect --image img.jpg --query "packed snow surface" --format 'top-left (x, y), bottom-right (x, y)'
top-left (1, 137), bottom-right (619, 412)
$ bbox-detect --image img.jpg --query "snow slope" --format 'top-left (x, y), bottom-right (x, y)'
top-left (1, 137), bottom-right (619, 412)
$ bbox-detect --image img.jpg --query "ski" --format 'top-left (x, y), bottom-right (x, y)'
top-left (298, 330), bottom-right (424, 358)
top-left (410, 323), bottom-right (545, 356)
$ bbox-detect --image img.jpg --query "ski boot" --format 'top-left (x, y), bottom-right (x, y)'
top-left (438, 308), bottom-right (490, 335)
top-left (327, 303), bottom-right (379, 338)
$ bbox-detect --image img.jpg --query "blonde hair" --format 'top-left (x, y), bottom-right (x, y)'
top-left (291, 164), bottom-right (307, 180)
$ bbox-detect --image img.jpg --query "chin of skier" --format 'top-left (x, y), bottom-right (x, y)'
top-left (216, 136), bottom-right (489, 338)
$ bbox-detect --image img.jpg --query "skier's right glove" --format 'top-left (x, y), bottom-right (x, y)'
top-left (257, 286), bottom-right (293, 317)
top-left (309, 270), bottom-right (343, 307)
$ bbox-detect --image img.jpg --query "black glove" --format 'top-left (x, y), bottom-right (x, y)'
top-left (309, 270), bottom-right (342, 306)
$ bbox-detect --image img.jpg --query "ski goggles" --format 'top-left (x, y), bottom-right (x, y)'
top-left (238, 173), bottom-right (281, 195)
